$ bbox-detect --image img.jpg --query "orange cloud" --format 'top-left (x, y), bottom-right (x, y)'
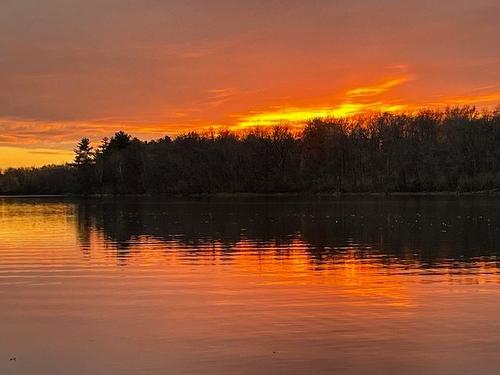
top-left (228, 77), bottom-right (411, 129)
top-left (231, 102), bottom-right (406, 129)
top-left (3, 72), bottom-right (500, 169)
top-left (442, 92), bottom-right (500, 106)
top-left (346, 76), bottom-right (413, 98)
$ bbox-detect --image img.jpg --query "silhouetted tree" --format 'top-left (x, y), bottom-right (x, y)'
top-left (4, 107), bottom-right (500, 195)
top-left (73, 138), bottom-right (95, 194)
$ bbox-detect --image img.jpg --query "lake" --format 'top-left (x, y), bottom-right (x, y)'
top-left (1, 197), bottom-right (500, 374)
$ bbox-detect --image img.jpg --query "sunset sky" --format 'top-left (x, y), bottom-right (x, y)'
top-left (2, 0), bottom-right (500, 167)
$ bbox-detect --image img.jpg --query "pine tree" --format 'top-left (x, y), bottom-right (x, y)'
top-left (74, 138), bottom-right (94, 167)
top-left (73, 138), bottom-right (95, 194)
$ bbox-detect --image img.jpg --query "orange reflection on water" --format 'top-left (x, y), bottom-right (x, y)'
top-left (2, 199), bottom-right (500, 374)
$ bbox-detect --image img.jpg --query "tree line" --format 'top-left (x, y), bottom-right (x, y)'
top-left (2, 107), bottom-right (500, 195)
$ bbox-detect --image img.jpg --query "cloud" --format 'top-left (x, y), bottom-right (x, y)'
top-left (1, 0), bottom-right (500, 158)
top-left (231, 103), bottom-right (406, 129)
top-left (229, 77), bottom-right (411, 128)
top-left (28, 150), bottom-right (72, 155)
top-left (346, 76), bottom-right (412, 98)
top-left (2, 73), bottom-right (500, 145)
top-left (442, 92), bottom-right (500, 106)
top-left (204, 88), bottom-right (239, 106)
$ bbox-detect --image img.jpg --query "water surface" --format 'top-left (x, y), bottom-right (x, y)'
top-left (1, 197), bottom-right (500, 374)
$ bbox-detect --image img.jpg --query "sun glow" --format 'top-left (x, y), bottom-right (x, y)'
top-left (228, 77), bottom-right (411, 129)
top-left (2, 74), bottom-right (500, 168)
top-left (0, 146), bottom-right (73, 169)
top-left (231, 102), bottom-right (407, 129)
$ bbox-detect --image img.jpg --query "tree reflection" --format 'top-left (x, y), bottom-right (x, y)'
top-left (76, 198), bottom-right (500, 267)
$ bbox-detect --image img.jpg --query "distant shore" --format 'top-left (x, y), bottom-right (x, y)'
top-left (2, 190), bottom-right (500, 199)
top-left (3, 109), bottom-right (500, 196)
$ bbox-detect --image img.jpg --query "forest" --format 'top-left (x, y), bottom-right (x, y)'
top-left (2, 107), bottom-right (500, 195)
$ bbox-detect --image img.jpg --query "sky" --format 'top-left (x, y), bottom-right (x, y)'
top-left (1, 0), bottom-right (500, 167)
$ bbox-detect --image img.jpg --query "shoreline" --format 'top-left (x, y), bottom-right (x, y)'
top-left (2, 190), bottom-right (500, 199)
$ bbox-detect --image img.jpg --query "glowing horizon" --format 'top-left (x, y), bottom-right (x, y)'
top-left (2, 89), bottom-right (500, 169)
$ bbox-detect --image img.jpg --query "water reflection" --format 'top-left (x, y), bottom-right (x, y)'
top-left (75, 198), bottom-right (500, 270)
top-left (2, 197), bottom-right (500, 375)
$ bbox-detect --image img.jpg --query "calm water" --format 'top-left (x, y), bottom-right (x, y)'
top-left (1, 197), bottom-right (500, 374)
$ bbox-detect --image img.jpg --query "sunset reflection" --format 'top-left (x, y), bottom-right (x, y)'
top-left (2, 198), bottom-right (500, 374)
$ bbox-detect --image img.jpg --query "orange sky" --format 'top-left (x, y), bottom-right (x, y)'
top-left (1, 0), bottom-right (500, 168)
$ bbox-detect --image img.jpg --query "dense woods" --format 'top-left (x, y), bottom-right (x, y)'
top-left (2, 107), bottom-right (500, 195)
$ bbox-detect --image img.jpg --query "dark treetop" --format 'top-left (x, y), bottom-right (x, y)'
top-left (2, 107), bottom-right (500, 195)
